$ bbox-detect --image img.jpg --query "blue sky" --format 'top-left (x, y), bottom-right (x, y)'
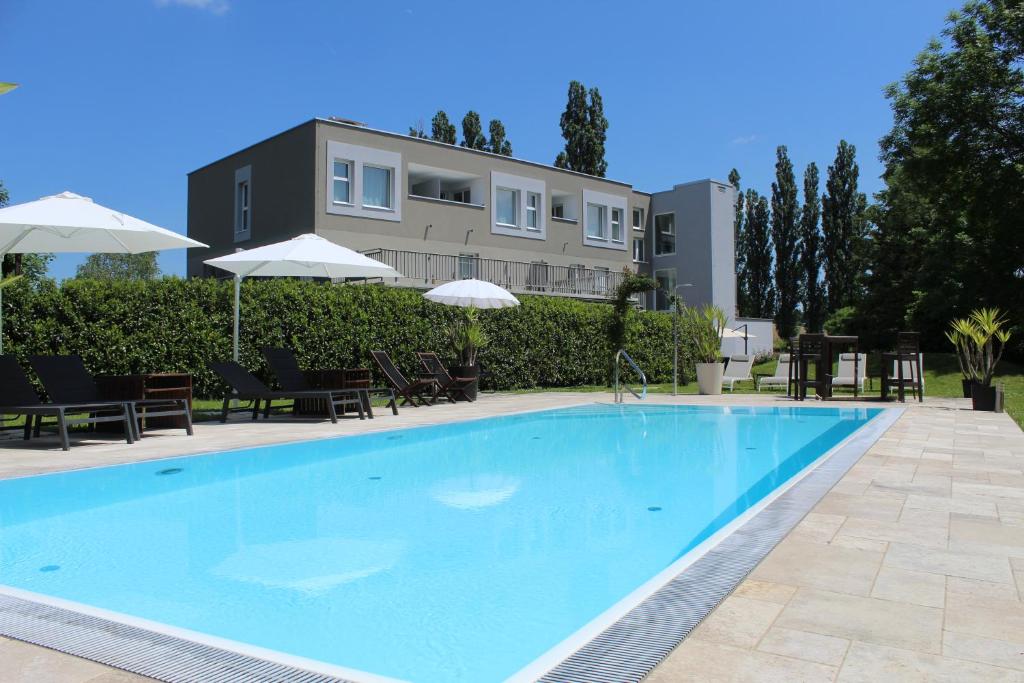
top-left (1, 0), bottom-right (950, 280)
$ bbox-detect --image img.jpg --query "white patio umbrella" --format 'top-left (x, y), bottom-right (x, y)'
top-left (0, 191), bottom-right (208, 352)
top-left (203, 233), bottom-right (401, 361)
top-left (423, 278), bottom-right (520, 309)
top-left (722, 328), bottom-right (757, 339)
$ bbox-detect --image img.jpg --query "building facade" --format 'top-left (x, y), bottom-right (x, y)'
top-left (187, 117), bottom-right (739, 317)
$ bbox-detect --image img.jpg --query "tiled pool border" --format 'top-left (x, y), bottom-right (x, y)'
top-left (0, 403), bottom-right (903, 683)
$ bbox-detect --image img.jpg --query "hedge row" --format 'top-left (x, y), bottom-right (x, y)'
top-left (1, 278), bottom-right (696, 398)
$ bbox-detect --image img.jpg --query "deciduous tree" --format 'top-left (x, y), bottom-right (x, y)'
top-left (554, 81), bottom-right (608, 176)
top-left (821, 140), bottom-right (867, 313)
top-left (741, 189), bottom-right (775, 319)
top-left (430, 110), bottom-right (457, 145)
top-left (460, 111), bottom-right (487, 150)
top-left (800, 162), bottom-right (825, 331)
top-left (488, 119), bottom-right (512, 156)
top-left (771, 146), bottom-right (802, 339)
top-left (729, 169), bottom-right (748, 315)
top-left (76, 253), bottom-right (160, 281)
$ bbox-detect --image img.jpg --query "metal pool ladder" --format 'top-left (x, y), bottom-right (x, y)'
top-left (614, 348), bottom-right (648, 403)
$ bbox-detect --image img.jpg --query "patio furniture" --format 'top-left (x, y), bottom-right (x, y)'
top-left (832, 353), bottom-right (867, 393)
top-left (757, 354), bottom-right (792, 392)
top-left (721, 354), bottom-right (754, 391)
top-left (371, 350), bottom-right (438, 407)
top-left (94, 372), bottom-right (193, 430)
top-left (29, 355), bottom-right (193, 437)
top-left (0, 355), bottom-right (135, 451)
top-left (882, 332), bottom-right (924, 402)
top-left (416, 352), bottom-right (476, 402)
top-left (262, 347), bottom-right (373, 417)
top-left (795, 334), bottom-right (826, 400)
top-left (209, 360), bottom-right (364, 423)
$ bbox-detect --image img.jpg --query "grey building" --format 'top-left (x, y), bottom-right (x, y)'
top-left (187, 117), bottom-right (739, 317)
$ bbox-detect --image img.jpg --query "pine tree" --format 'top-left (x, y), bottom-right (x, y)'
top-left (729, 169), bottom-right (748, 315)
top-left (488, 119), bottom-right (513, 156)
top-left (800, 162), bottom-right (825, 331)
top-left (742, 189), bottom-right (775, 318)
top-left (460, 111), bottom-right (487, 150)
top-left (430, 111), bottom-right (457, 145)
top-left (822, 140), bottom-right (867, 313)
top-left (554, 81), bottom-right (608, 176)
top-left (771, 146), bottom-right (802, 339)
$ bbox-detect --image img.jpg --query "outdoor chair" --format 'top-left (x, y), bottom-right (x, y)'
top-left (370, 350), bottom-right (438, 407)
top-left (0, 355), bottom-right (135, 451)
top-left (757, 354), bottom-right (792, 392)
top-left (416, 352), bottom-right (476, 402)
top-left (209, 361), bottom-right (364, 423)
top-left (29, 355), bottom-right (192, 438)
top-left (881, 332), bottom-right (924, 402)
top-left (832, 353), bottom-right (867, 393)
top-left (721, 354), bottom-right (754, 391)
top-left (262, 347), bottom-right (390, 418)
top-left (795, 334), bottom-right (826, 400)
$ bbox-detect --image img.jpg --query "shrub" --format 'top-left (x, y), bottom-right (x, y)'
top-left (2, 278), bottom-right (697, 398)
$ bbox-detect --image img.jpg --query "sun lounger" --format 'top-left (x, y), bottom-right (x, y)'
top-left (722, 354), bottom-right (754, 391)
top-left (416, 352), bottom-right (476, 402)
top-left (370, 350), bottom-right (438, 407)
top-left (757, 354), bottom-right (792, 392)
top-left (832, 353), bottom-right (867, 392)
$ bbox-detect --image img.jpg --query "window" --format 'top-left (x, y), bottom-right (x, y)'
top-left (458, 253), bottom-right (479, 279)
top-left (633, 207), bottom-right (645, 231)
top-left (362, 165), bottom-right (393, 209)
top-left (496, 187), bottom-right (518, 226)
top-left (611, 208), bottom-right (623, 242)
top-left (586, 203), bottom-right (607, 239)
top-left (633, 237), bottom-right (646, 263)
top-left (332, 161), bottom-right (351, 204)
top-left (655, 268), bottom-right (677, 311)
top-left (552, 203), bottom-right (564, 218)
top-left (526, 192), bottom-right (540, 230)
top-left (655, 213), bottom-right (676, 256)
top-left (452, 188), bottom-right (470, 204)
top-left (236, 180), bottom-right (250, 233)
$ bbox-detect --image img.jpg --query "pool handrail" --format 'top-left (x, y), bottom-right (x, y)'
top-left (614, 349), bottom-right (648, 403)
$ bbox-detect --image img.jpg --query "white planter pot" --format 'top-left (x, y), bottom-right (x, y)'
top-left (696, 362), bottom-right (724, 395)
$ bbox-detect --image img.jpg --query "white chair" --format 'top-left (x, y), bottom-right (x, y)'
top-left (757, 354), bottom-right (791, 392)
top-left (722, 354), bottom-right (754, 391)
top-left (832, 353), bottom-right (867, 392)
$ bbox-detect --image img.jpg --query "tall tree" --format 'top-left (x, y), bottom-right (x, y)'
top-left (408, 120), bottom-right (428, 138)
top-left (430, 111), bottom-right (457, 145)
top-left (741, 189), bottom-right (775, 318)
top-left (554, 81), bottom-right (608, 176)
top-left (460, 111), bottom-right (487, 150)
top-left (487, 119), bottom-right (513, 156)
top-left (771, 146), bottom-right (802, 339)
top-left (76, 253), bottom-right (160, 281)
top-left (821, 140), bottom-right (867, 314)
top-left (729, 169), bottom-right (748, 315)
top-left (800, 162), bottom-right (825, 331)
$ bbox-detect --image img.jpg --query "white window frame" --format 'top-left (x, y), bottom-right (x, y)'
top-left (633, 207), bottom-right (645, 231)
top-left (458, 252), bottom-right (479, 279)
top-left (332, 160), bottom-right (352, 206)
top-left (325, 140), bottom-right (402, 222)
top-left (491, 171), bottom-right (545, 240)
top-left (632, 236), bottom-right (646, 263)
top-left (495, 187), bottom-right (519, 227)
top-left (654, 212), bottom-right (676, 256)
top-left (611, 207), bottom-right (624, 243)
top-left (362, 163), bottom-right (393, 210)
top-left (581, 189), bottom-right (628, 251)
top-left (233, 165), bottom-right (251, 243)
top-left (586, 203), bottom-right (607, 240)
top-left (526, 192), bottom-right (540, 230)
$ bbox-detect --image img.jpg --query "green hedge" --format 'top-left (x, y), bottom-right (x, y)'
top-left (2, 278), bottom-right (695, 398)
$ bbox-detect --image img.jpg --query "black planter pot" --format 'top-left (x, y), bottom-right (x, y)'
top-left (971, 383), bottom-right (997, 411)
top-left (961, 379), bottom-right (974, 399)
top-left (451, 364), bottom-right (479, 401)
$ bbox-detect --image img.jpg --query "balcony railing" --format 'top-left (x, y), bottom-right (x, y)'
top-left (363, 248), bottom-right (624, 300)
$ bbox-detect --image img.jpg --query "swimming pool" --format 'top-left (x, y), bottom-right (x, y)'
top-left (0, 404), bottom-right (884, 682)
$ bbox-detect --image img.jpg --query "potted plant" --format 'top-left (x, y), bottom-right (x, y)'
top-left (945, 308), bottom-right (1012, 411)
top-left (449, 307), bottom-right (488, 400)
top-left (683, 304), bottom-right (728, 395)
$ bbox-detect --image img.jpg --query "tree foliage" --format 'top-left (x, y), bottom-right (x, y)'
top-left (741, 189), bottom-right (775, 319)
top-left (76, 253), bottom-right (160, 281)
top-left (488, 119), bottom-right (512, 156)
top-left (430, 110), bottom-right (457, 145)
top-left (554, 80), bottom-right (608, 177)
top-left (821, 140), bottom-right (867, 314)
top-left (460, 111), bottom-right (487, 150)
top-left (771, 146), bottom-right (802, 339)
top-left (408, 120), bottom-right (428, 139)
top-left (800, 162), bottom-right (825, 331)
top-left (0, 180), bottom-right (53, 283)
top-left (730, 169), bottom-right (748, 315)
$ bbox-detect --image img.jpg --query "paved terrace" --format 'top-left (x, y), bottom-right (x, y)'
top-left (0, 392), bottom-right (1022, 682)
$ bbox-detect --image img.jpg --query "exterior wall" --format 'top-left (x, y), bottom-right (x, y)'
top-left (186, 122), bottom-right (316, 277)
top-left (721, 317), bottom-right (775, 359)
top-left (647, 179), bottom-right (737, 315)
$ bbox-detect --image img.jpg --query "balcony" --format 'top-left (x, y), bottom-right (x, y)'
top-left (363, 248), bottom-right (624, 300)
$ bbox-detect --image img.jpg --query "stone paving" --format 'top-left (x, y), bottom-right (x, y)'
top-left (0, 392), bottom-right (1021, 682)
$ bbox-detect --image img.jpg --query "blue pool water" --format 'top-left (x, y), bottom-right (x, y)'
top-left (0, 404), bottom-right (881, 682)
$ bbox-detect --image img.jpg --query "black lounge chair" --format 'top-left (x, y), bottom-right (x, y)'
top-left (262, 347), bottom-right (386, 418)
top-left (0, 355), bottom-right (135, 451)
top-left (209, 360), bottom-right (364, 423)
top-left (29, 355), bottom-right (193, 437)
top-left (370, 350), bottom-right (438, 407)
top-left (416, 352), bottom-right (476, 402)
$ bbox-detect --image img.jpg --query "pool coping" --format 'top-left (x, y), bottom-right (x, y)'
top-left (0, 402), bottom-right (904, 683)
